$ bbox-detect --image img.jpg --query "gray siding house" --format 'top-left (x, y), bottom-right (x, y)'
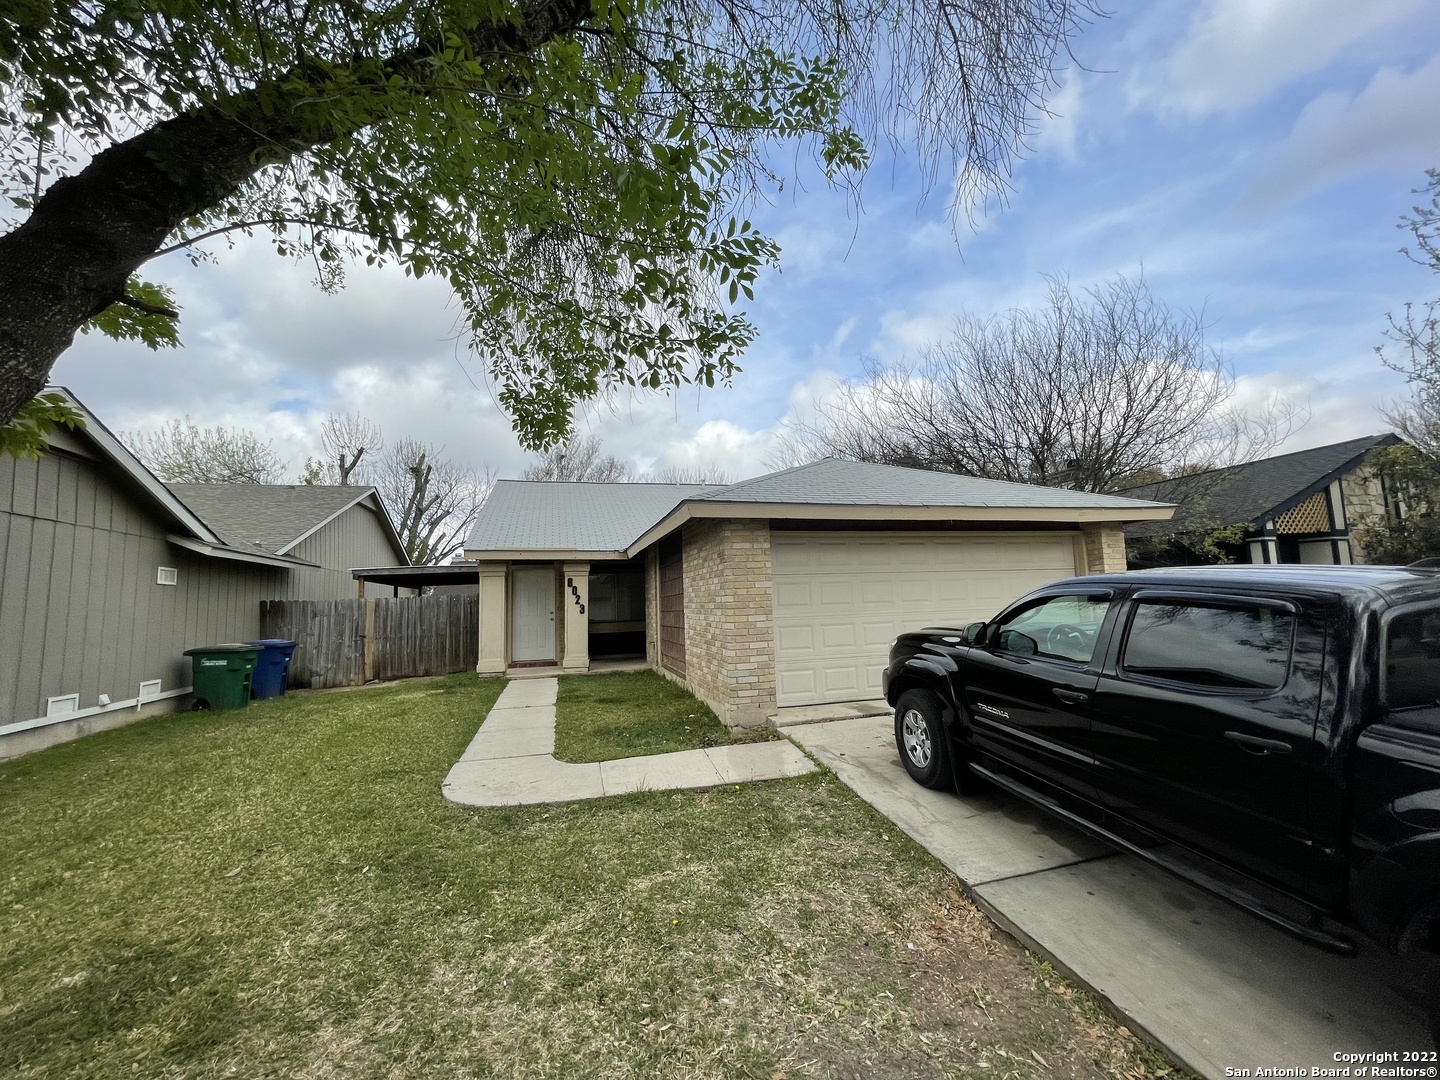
top-left (166, 483), bottom-right (409, 600)
top-left (0, 389), bottom-right (409, 759)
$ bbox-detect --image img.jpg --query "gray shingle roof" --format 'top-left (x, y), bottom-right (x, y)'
top-left (1113, 434), bottom-right (1399, 539)
top-left (166, 484), bottom-right (380, 555)
top-left (693, 458), bottom-right (1173, 509)
top-left (466, 459), bottom-right (1169, 554)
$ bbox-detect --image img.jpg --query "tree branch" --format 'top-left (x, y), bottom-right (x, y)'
top-left (115, 293), bottom-right (180, 319)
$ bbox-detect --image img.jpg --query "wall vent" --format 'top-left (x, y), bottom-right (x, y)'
top-left (46, 694), bottom-right (80, 717)
top-left (156, 566), bottom-right (178, 586)
top-left (137, 679), bottom-right (162, 703)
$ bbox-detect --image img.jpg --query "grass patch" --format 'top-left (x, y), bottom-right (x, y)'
top-left (554, 670), bottom-right (770, 763)
top-left (0, 674), bottom-right (1188, 1079)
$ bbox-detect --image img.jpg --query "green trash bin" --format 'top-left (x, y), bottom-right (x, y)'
top-left (183, 644), bottom-right (261, 710)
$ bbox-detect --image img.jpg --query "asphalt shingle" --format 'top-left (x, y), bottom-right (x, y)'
top-left (166, 484), bottom-right (376, 554)
top-left (1113, 434), bottom-right (1398, 538)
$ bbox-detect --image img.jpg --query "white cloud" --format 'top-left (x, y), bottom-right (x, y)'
top-left (1232, 366), bottom-right (1402, 453)
top-left (1032, 70), bottom-right (1085, 161)
top-left (1140, 0), bottom-right (1423, 116)
top-left (1239, 53), bottom-right (1440, 210)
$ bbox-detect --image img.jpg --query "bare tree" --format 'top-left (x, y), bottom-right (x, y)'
top-left (521, 433), bottom-right (636, 482)
top-left (375, 439), bottom-right (494, 565)
top-left (776, 275), bottom-right (1304, 493)
top-left (1379, 169), bottom-right (1440, 459)
top-left (125, 418), bottom-right (288, 484)
top-left (321, 413), bottom-right (384, 484)
top-left (650, 464), bottom-right (729, 484)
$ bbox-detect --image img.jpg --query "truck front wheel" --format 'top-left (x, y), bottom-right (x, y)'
top-left (895, 689), bottom-right (954, 790)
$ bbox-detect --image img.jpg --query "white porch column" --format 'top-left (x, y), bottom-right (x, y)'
top-left (562, 561), bottom-right (590, 673)
top-left (476, 563), bottom-right (508, 675)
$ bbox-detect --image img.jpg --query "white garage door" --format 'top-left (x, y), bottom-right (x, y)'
top-left (771, 531), bottom-right (1080, 707)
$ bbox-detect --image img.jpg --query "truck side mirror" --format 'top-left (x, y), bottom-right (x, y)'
top-left (962, 621), bottom-right (987, 646)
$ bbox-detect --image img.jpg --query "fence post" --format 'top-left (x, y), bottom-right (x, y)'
top-left (363, 599), bottom-right (376, 684)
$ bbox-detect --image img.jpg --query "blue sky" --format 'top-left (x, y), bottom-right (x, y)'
top-left (52, 0), bottom-right (1440, 482)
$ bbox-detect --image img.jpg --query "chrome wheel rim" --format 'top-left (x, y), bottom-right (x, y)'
top-left (901, 709), bottom-right (931, 768)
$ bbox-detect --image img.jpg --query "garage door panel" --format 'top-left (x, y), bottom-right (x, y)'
top-left (774, 581), bottom-right (813, 609)
top-left (776, 626), bottom-right (814, 653)
top-left (861, 621), bottom-right (896, 647)
top-left (777, 669), bottom-right (817, 698)
top-left (814, 544), bottom-right (858, 569)
top-left (772, 532), bottom-right (1078, 706)
top-left (860, 580), bottom-right (894, 604)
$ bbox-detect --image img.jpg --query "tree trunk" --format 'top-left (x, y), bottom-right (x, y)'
top-left (0, 0), bottom-right (595, 428)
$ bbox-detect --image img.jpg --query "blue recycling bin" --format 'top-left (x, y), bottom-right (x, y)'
top-left (247, 639), bottom-right (298, 699)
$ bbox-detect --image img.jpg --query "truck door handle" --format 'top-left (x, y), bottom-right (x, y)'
top-left (1052, 688), bottom-right (1088, 705)
top-left (1224, 731), bottom-right (1292, 755)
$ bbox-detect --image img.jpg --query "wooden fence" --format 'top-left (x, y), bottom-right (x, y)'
top-left (260, 595), bottom-right (479, 689)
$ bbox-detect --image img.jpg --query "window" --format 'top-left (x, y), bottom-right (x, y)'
top-left (1385, 607), bottom-right (1440, 711)
top-left (995, 594), bottom-right (1111, 664)
top-left (1122, 601), bottom-right (1294, 690)
top-left (588, 572), bottom-right (644, 624)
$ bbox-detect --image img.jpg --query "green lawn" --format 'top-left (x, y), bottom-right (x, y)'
top-left (553, 669), bottom-right (768, 762)
top-left (0, 675), bottom-right (1181, 1079)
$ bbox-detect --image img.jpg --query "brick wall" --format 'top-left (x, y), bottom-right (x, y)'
top-left (1340, 459), bottom-right (1390, 564)
top-left (679, 519), bottom-right (777, 729)
top-left (644, 545), bottom-right (660, 668)
top-left (1081, 523), bottom-right (1128, 574)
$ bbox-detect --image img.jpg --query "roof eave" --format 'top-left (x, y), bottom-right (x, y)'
top-left (462, 548), bottom-right (631, 562)
top-left (166, 534), bottom-right (321, 569)
top-left (1249, 434), bottom-right (1403, 528)
top-left (46, 386), bottom-right (224, 545)
top-left (274, 488), bottom-right (411, 565)
top-left (623, 500), bottom-right (1174, 558)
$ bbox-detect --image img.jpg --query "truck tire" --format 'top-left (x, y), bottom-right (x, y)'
top-left (895, 688), bottom-right (953, 790)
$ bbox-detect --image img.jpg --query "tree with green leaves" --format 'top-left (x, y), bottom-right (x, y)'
top-left (0, 0), bottom-right (1097, 453)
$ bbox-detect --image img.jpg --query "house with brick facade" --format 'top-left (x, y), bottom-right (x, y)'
top-left (1115, 434), bottom-right (1403, 568)
top-left (463, 458), bottom-right (1171, 729)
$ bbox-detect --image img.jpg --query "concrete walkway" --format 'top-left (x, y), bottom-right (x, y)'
top-left (784, 714), bottom-right (1431, 1079)
top-left (442, 677), bottom-right (816, 807)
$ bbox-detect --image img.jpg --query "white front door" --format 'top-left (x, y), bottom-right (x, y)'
top-left (511, 567), bottom-right (556, 662)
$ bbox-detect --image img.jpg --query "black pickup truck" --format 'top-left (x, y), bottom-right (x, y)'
top-left (882, 565), bottom-right (1440, 967)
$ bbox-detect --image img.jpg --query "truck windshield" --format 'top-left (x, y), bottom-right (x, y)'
top-left (1386, 606), bottom-right (1440, 711)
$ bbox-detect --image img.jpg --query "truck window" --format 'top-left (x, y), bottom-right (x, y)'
top-left (1121, 600), bottom-right (1294, 690)
top-left (995, 594), bottom-right (1111, 664)
top-left (1386, 606), bottom-right (1440, 711)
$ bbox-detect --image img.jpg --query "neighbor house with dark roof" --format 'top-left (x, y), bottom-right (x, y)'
top-left (463, 458), bottom-right (1172, 727)
top-left (1113, 434), bottom-right (1402, 567)
top-left (0, 388), bottom-right (409, 758)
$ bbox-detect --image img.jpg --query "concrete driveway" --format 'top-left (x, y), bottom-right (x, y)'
top-left (784, 715), bottom-right (1431, 1079)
